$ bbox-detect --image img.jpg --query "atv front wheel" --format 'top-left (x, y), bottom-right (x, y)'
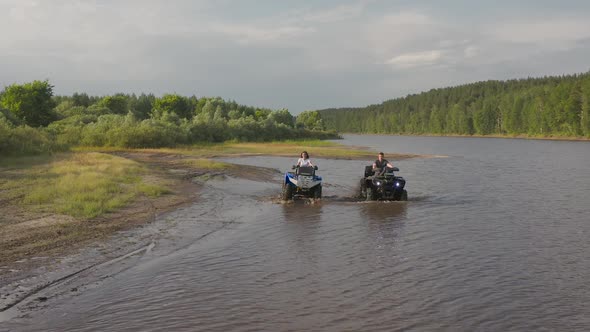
top-left (366, 187), bottom-right (375, 201)
top-left (400, 190), bottom-right (408, 201)
top-left (313, 185), bottom-right (322, 199)
top-left (359, 180), bottom-right (367, 199)
top-left (282, 184), bottom-right (294, 200)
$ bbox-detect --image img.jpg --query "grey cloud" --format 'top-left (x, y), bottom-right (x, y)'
top-left (1, 0), bottom-right (590, 113)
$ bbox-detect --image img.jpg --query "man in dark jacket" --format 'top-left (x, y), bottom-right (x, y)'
top-left (372, 152), bottom-right (394, 174)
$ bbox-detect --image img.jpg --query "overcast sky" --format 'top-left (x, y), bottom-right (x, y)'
top-left (1, 0), bottom-right (590, 113)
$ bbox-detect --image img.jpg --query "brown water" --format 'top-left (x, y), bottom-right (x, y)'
top-left (1, 135), bottom-right (590, 331)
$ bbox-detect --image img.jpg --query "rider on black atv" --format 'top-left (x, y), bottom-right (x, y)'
top-left (360, 152), bottom-right (407, 201)
top-left (373, 152), bottom-right (395, 175)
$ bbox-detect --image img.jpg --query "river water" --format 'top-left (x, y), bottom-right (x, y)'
top-left (1, 135), bottom-right (589, 331)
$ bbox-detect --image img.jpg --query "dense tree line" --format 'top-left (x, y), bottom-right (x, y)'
top-left (0, 81), bottom-right (333, 156)
top-left (318, 72), bottom-right (590, 137)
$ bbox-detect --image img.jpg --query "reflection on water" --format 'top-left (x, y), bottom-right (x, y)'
top-left (279, 203), bottom-right (325, 271)
top-left (280, 200), bottom-right (324, 222)
top-left (360, 202), bottom-right (407, 245)
top-left (359, 201), bottom-right (407, 223)
top-left (2, 136), bottom-right (590, 332)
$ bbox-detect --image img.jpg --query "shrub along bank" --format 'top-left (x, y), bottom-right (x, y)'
top-left (0, 80), bottom-right (336, 156)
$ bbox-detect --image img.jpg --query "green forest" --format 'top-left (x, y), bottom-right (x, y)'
top-left (318, 72), bottom-right (590, 138)
top-left (0, 81), bottom-right (333, 156)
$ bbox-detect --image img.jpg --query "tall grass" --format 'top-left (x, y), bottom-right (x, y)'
top-left (1, 153), bottom-right (170, 219)
top-left (190, 140), bottom-right (373, 159)
top-left (87, 140), bottom-right (374, 159)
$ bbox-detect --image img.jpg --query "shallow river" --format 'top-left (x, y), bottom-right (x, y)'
top-left (1, 135), bottom-right (590, 331)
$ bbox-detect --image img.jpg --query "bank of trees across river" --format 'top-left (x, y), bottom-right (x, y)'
top-left (318, 72), bottom-right (590, 138)
top-left (0, 81), bottom-right (332, 155)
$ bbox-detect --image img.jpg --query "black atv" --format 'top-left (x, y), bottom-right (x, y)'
top-left (360, 166), bottom-right (408, 201)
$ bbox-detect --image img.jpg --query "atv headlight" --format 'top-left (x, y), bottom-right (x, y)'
top-left (375, 180), bottom-right (382, 186)
top-left (395, 182), bottom-right (400, 187)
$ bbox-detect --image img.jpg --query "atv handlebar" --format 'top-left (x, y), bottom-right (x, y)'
top-left (371, 166), bottom-right (399, 176)
top-left (292, 165), bottom-right (319, 170)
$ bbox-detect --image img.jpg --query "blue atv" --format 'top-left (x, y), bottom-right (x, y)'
top-left (360, 166), bottom-right (408, 201)
top-left (282, 165), bottom-right (322, 200)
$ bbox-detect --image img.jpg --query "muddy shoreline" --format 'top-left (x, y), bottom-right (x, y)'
top-left (0, 151), bottom-right (287, 278)
top-left (0, 151), bottom-right (287, 315)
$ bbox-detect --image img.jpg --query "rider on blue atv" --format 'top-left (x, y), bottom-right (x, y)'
top-left (296, 151), bottom-right (315, 168)
top-left (282, 151), bottom-right (322, 200)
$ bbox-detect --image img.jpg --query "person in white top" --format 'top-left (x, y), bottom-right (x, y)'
top-left (296, 151), bottom-right (314, 167)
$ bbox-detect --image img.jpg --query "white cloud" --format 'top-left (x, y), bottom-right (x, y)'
top-left (464, 46), bottom-right (479, 58)
top-left (364, 11), bottom-right (437, 58)
top-left (303, 2), bottom-right (366, 23)
top-left (489, 18), bottom-right (590, 49)
top-left (385, 50), bottom-right (444, 68)
top-left (211, 24), bottom-right (314, 45)
top-left (380, 11), bottom-right (432, 25)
